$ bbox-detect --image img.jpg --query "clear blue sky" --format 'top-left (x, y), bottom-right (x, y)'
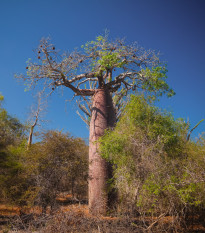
top-left (0, 0), bottom-right (205, 141)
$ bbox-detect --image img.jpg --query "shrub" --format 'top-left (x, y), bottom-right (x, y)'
top-left (100, 95), bottom-right (205, 224)
top-left (0, 130), bottom-right (88, 211)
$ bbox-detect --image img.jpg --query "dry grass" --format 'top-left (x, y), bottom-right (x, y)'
top-left (0, 195), bottom-right (204, 233)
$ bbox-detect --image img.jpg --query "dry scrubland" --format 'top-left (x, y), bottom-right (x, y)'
top-left (1, 95), bottom-right (205, 232)
top-left (0, 197), bottom-right (205, 232)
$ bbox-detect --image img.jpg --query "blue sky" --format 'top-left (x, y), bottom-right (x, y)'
top-left (0, 0), bottom-right (205, 141)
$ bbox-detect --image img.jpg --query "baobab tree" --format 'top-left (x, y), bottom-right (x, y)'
top-left (17, 34), bottom-right (174, 215)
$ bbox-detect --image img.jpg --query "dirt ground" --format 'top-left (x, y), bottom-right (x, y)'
top-left (0, 195), bottom-right (205, 233)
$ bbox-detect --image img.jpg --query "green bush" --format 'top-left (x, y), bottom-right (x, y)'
top-left (0, 129), bottom-right (88, 210)
top-left (0, 94), bottom-right (26, 203)
top-left (100, 95), bottom-right (205, 219)
top-left (25, 130), bottom-right (88, 210)
top-left (0, 94), bottom-right (88, 210)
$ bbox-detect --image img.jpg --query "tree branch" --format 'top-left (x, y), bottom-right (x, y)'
top-left (55, 79), bottom-right (95, 96)
top-left (68, 72), bottom-right (96, 83)
top-left (187, 119), bottom-right (204, 141)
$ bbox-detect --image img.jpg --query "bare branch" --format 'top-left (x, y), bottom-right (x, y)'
top-left (68, 72), bottom-right (96, 83)
top-left (76, 110), bottom-right (90, 126)
top-left (77, 101), bottom-right (91, 118)
top-left (27, 93), bottom-right (47, 149)
top-left (187, 119), bottom-right (204, 141)
top-left (77, 78), bottom-right (98, 89)
top-left (55, 78), bottom-right (95, 96)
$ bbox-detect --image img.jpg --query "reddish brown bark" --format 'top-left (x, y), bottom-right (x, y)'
top-left (89, 88), bottom-right (116, 215)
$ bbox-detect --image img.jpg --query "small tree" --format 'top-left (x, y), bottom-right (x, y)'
top-left (24, 131), bottom-right (88, 212)
top-left (0, 94), bottom-right (25, 150)
top-left (17, 33), bottom-right (174, 214)
top-left (0, 129), bottom-right (88, 210)
top-left (27, 92), bottom-right (47, 150)
top-left (0, 94), bottom-right (26, 204)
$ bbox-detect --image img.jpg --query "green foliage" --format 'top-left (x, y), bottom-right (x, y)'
top-left (100, 95), bottom-right (205, 217)
top-left (80, 35), bottom-right (175, 99)
top-left (101, 95), bottom-right (185, 161)
top-left (0, 95), bottom-right (26, 204)
top-left (140, 66), bottom-right (175, 98)
top-left (0, 96), bottom-right (88, 209)
top-left (0, 94), bottom-right (4, 104)
top-left (0, 140), bottom-right (28, 205)
top-left (83, 35), bottom-right (126, 75)
top-left (1, 130), bottom-right (88, 209)
top-left (0, 96), bottom-right (25, 150)
top-left (97, 51), bottom-right (122, 72)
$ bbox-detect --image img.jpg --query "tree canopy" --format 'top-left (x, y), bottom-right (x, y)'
top-left (17, 34), bottom-right (175, 123)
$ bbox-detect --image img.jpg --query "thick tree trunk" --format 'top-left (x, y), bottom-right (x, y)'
top-left (89, 88), bottom-right (116, 215)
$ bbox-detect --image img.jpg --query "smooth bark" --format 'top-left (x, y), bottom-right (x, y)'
top-left (89, 88), bottom-right (116, 215)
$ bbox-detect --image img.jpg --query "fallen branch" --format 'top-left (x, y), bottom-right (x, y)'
top-left (146, 213), bottom-right (166, 231)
